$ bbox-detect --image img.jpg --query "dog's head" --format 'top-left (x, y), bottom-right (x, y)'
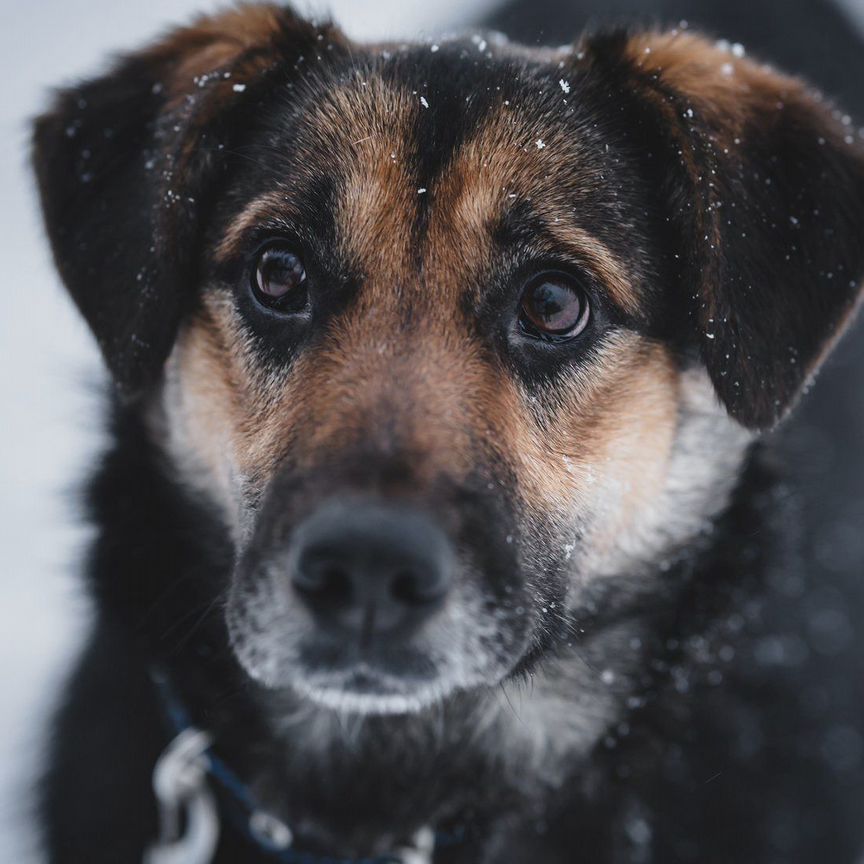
top-left (34, 6), bottom-right (864, 715)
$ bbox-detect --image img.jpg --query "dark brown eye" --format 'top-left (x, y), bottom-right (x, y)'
top-left (519, 272), bottom-right (590, 340)
top-left (252, 245), bottom-right (307, 311)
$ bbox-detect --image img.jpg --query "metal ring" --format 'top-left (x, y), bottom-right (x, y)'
top-left (249, 810), bottom-right (294, 851)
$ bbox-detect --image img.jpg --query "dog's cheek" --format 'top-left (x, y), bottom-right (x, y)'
top-left (149, 295), bottom-right (271, 542)
top-left (573, 360), bottom-right (753, 588)
top-left (565, 339), bottom-right (681, 584)
top-left (502, 336), bottom-right (674, 583)
top-left (511, 336), bottom-right (751, 597)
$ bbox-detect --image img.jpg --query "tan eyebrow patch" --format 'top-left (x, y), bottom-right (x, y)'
top-left (215, 75), bottom-right (421, 279)
top-left (425, 108), bottom-right (641, 316)
top-left (215, 192), bottom-right (296, 263)
top-left (541, 222), bottom-right (638, 315)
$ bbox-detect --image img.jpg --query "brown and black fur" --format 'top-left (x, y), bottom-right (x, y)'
top-left (32, 3), bottom-right (864, 862)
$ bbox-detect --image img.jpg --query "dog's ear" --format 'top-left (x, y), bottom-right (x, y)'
top-left (585, 31), bottom-right (864, 429)
top-left (33, 5), bottom-right (342, 396)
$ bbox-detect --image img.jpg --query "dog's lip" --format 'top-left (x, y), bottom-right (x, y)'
top-left (287, 659), bottom-right (456, 714)
top-left (325, 662), bottom-right (411, 692)
top-left (297, 639), bottom-right (440, 683)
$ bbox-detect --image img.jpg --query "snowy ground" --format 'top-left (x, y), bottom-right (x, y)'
top-left (1, 0), bottom-right (862, 861)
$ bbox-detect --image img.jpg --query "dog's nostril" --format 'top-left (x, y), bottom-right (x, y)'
top-left (292, 559), bottom-right (353, 605)
top-left (323, 567), bottom-right (353, 603)
top-left (287, 501), bottom-right (453, 635)
top-left (391, 569), bottom-right (440, 606)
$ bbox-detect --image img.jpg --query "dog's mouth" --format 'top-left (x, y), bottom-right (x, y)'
top-left (288, 652), bottom-right (450, 714)
top-left (293, 622), bottom-right (446, 707)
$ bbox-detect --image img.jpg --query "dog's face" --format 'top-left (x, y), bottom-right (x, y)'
top-left (173, 53), bottom-right (746, 712)
top-left (34, 7), bottom-right (864, 717)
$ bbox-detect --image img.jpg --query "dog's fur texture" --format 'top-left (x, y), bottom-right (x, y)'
top-left (32, 2), bottom-right (864, 862)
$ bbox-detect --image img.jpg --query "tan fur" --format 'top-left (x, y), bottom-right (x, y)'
top-left (168, 326), bottom-right (681, 587)
top-left (150, 5), bottom-right (289, 106)
top-left (624, 31), bottom-right (803, 121)
top-left (546, 336), bottom-right (679, 516)
top-left (431, 110), bottom-right (642, 314)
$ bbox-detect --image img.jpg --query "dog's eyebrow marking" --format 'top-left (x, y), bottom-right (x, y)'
top-left (215, 76), bottom-right (421, 271)
top-left (492, 203), bottom-right (638, 314)
top-left (425, 111), bottom-right (641, 315)
top-left (543, 221), bottom-right (637, 315)
top-left (215, 191), bottom-right (295, 262)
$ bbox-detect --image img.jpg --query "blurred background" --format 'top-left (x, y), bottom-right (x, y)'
top-left (1, 0), bottom-right (863, 860)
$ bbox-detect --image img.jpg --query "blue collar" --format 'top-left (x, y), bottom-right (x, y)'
top-left (148, 668), bottom-right (464, 864)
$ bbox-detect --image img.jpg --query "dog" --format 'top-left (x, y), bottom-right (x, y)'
top-left (32, 3), bottom-right (864, 862)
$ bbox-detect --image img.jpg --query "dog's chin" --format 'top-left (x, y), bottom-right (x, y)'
top-left (289, 663), bottom-right (458, 715)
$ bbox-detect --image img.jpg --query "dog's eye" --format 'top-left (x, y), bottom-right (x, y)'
top-left (518, 272), bottom-right (590, 340)
top-left (252, 245), bottom-right (308, 312)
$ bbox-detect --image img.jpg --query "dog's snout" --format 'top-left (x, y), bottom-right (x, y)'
top-left (289, 502), bottom-right (453, 636)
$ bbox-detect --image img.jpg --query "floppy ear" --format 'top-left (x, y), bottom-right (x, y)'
top-left (587, 31), bottom-right (864, 429)
top-left (33, 4), bottom-right (342, 396)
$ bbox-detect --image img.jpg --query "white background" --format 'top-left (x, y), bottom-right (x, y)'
top-left (1, 0), bottom-right (862, 860)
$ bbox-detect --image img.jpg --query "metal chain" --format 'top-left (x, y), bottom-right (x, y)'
top-left (144, 728), bottom-right (220, 864)
top-left (143, 725), bottom-right (438, 864)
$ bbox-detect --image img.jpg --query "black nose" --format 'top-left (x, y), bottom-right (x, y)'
top-left (289, 501), bottom-right (453, 636)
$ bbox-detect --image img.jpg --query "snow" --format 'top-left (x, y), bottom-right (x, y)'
top-left (715, 38), bottom-right (746, 57)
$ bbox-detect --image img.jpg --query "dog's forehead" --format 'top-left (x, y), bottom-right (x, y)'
top-left (214, 44), bottom-right (651, 314)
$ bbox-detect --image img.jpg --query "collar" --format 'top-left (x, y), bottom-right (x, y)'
top-left (147, 668), bottom-right (464, 864)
